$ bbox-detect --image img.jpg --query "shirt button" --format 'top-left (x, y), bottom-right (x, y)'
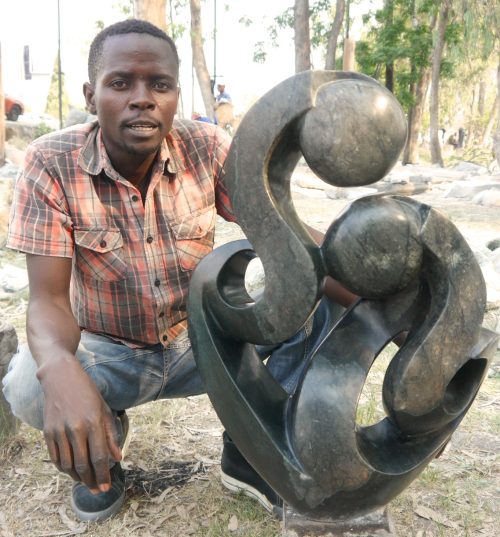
top-left (132, 195), bottom-right (139, 202)
top-left (154, 279), bottom-right (161, 287)
top-left (162, 335), bottom-right (168, 342)
top-left (146, 236), bottom-right (153, 243)
top-left (158, 311), bottom-right (165, 318)
top-left (100, 240), bottom-right (107, 248)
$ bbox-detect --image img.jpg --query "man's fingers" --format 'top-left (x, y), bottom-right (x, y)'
top-left (53, 432), bottom-right (79, 482)
top-left (44, 433), bottom-right (61, 468)
top-left (71, 431), bottom-right (98, 490)
top-left (54, 432), bottom-right (73, 473)
top-left (88, 427), bottom-right (112, 492)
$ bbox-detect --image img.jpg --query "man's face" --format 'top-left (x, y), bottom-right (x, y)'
top-left (217, 84), bottom-right (225, 93)
top-left (84, 33), bottom-right (179, 168)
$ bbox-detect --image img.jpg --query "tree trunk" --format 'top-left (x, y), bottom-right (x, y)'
top-left (133, 0), bottom-right (169, 32)
top-left (429, 0), bottom-right (451, 167)
top-left (0, 43), bottom-right (5, 167)
top-left (494, 58), bottom-right (500, 167)
top-left (478, 78), bottom-right (486, 116)
top-left (343, 37), bottom-right (356, 71)
top-left (325, 0), bottom-right (345, 70)
top-left (403, 67), bottom-right (431, 164)
top-left (384, 0), bottom-right (394, 92)
top-left (190, 0), bottom-right (215, 119)
top-left (482, 94), bottom-right (498, 146)
top-left (294, 0), bottom-right (311, 73)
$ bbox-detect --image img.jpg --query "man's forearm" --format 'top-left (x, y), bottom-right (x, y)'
top-left (27, 298), bottom-right (82, 383)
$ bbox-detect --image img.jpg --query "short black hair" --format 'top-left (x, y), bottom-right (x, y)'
top-left (88, 19), bottom-right (179, 85)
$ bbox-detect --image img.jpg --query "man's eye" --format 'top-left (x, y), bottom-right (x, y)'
top-left (153, 81), bottom-right (175, 91)
top-left (111, 80), bottom-right (127, 89)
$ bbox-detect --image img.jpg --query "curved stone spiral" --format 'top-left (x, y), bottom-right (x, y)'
top-left (187, 71), bottom-right (498, 518)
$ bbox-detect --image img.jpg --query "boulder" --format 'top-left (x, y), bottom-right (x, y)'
top-left (444, 181), bottom-right (500, 199)
top-left (452, 161), bottom-right (489, 174)
top-left (473, 189), bottom-right (500, 207)
top-left (0, 322), bottom-right (19, 443)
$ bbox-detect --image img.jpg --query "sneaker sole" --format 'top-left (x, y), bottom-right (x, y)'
top-left (221, 470), bottom-right (277, 515)
top-left (121, 426), bottom-right (131, 460)
top-left (70, 489), bottom-right (125, 523)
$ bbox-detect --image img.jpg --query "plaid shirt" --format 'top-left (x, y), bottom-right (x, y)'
top-left (7, 119), bottom-right (235, 347)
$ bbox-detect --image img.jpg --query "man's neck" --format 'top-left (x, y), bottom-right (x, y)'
top-left (113, 153), bottom-right (157, 189)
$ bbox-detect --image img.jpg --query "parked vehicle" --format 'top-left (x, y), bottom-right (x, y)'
top-left (4, 95), bottom-right (25, 121)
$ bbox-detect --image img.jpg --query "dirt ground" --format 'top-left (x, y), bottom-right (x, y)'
top-left (0, 172), bottom-right (499, 537)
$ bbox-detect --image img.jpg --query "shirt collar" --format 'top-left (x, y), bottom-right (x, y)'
top-left (79, 120), bottom-right (180, 178)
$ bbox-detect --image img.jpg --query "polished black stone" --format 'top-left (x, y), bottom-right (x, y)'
top-left (187, 71), bottom-right (499, 519)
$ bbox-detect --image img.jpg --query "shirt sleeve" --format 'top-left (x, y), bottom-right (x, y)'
top-left (6, 144), bottom-right (74, 257)
top-left (213, 126), bottom-right (237, 223)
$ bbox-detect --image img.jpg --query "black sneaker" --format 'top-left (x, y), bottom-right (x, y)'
top-left (70, 411), bottom-right (130, 522)
top-left (71, 462), bottom-right (126, 522)
top-left (220, 432), bottom-right (283, 517)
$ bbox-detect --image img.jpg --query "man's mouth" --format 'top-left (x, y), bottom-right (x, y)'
top-left (130, 125), bottom-right (156, 131)
top-left (126, 121), bottom-right (160, 132)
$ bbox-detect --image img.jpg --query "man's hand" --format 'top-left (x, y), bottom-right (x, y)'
top-left (25, 254), bottom-right (121, 492)
top-left (40, 359), bottom-right (122, 493)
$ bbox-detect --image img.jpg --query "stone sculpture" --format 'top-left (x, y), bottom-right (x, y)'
top-left (187, 71), bottom-right (499, 521)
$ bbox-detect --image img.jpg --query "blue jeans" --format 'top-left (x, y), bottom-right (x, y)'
top-left (2, 298), bottom-right (342, 431)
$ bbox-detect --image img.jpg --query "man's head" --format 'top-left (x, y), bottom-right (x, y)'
top-left (83, 19), bottom-right (180, 176)
top-left (217, 84), bottom-right (225, 94)
top-left (88, 19), bottom-right (179, 85)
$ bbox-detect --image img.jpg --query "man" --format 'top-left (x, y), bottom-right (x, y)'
top-left (215, 82), bottom-right (232, 106)
top-left (3, 19), bottom-right (355, 523)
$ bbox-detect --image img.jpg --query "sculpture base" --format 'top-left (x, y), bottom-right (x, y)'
top-left (282, 505), bottom-right (397, 537)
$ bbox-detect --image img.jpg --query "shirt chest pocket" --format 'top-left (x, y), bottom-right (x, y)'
top-left (74, 229), bottom-right (127, 281)
top-left (170, 206), bottom-right (216, 272)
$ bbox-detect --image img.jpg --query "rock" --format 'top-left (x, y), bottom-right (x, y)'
top-left (409, 175), bottom-right (432, 184)
top-left (444, 181), bottom-right (500, 199)
top-left (292, 173), bottom-right (328, 191)
top-left (473, 189), bottom-right (500, 207)
top-left (471, 244), bottom-right (495, 266)
top-left (377, 182), bottom-right (430, 195)
top-left (292, 184), bottom-right (327, 199)
top-left (492, 248), bottom-right (500, 272)
top-left (4, 144), bottom-right (26, 169)
top-left (0, 264), bottom-right (29, 293)
top-left (245, 257), bottom-right (265, 297)
top-left (487, 238), bottom-right (500, 251)
top-left (389, 176), bottom-right (408, 184)
top-left (0, 322), bottom-right (19, 443)
top-left (325, 187), bottom-right (378, 200)
top-left (0, 162), bottom-right (19, 181)
top-left (65, 109), bottom-right (96, 127)
top-left (452, 161), bottom-right (489, 174)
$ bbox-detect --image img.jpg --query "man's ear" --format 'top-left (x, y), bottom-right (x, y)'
top-left (83, 82), bottom-right (97, 114)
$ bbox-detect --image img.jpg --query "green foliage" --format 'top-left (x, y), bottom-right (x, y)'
top-left (34, 122), bottom-right (55, 140)
top-left (355, 0), bottom-right (438, 110)
top-left (255, 0), bottom-right (340, 61)
top-left (238, 16), bottom-right (253, 27)
top-left (253, 42), bottom-right (267, 64)
top-left (95, 0), bottom-right (132, 30)
top-left (446, 146), bottom-right (493, 167)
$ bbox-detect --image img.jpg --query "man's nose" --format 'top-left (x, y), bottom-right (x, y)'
top-left (129, 83), bottom-right (155, 109)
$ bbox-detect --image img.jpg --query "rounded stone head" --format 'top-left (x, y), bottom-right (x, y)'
top-left (299, 78), bottom-right (407, 188)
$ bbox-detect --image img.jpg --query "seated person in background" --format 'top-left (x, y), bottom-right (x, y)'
top-left (215, 82), bottom-right (232, 107)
